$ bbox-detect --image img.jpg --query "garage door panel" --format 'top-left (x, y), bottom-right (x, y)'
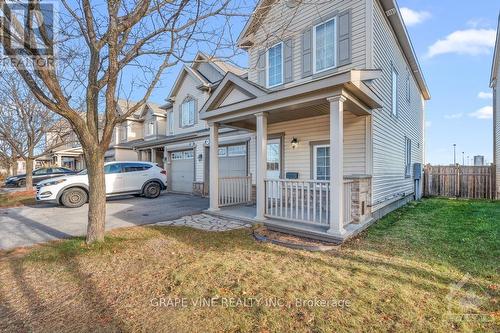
top-left (170, 150), bottom-right (194, 193)
top-left (219, 156), bottom-right (246, 177)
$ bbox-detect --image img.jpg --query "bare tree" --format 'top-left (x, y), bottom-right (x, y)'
top-left (0, 0), bottom-right (244, 243)
top-left (0, 75), bottom-right (65, 188)
top-left (0, 139), bottom-right (17, 177)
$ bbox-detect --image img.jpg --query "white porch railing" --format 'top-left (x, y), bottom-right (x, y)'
top-left (218, 176), bottom-right (252, 207)
top-left (264, 179), bottom-right (354, 226)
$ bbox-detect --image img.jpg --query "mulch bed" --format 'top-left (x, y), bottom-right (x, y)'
top-left (253, 226), bottom-right (341, 252)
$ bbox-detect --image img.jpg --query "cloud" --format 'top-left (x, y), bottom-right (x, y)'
top-left (478, 92), bottom-right (493, 99)
top-left (468, 106), bottom-right (493, 119)
top-left (426, 29), bottom-right (496, 58)
top-left (400, 7), bottom-right (431, 27)
top-left (444, 113), bottom-right (463, 119)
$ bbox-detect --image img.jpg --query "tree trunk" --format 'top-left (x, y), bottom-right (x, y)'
top-left (85, 150), bottom-right (106, 244)
top-left (25, 157), bottom-right (34, 189)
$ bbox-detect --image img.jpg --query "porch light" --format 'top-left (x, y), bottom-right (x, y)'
top-left (291, 137), bottom-right (298, 149)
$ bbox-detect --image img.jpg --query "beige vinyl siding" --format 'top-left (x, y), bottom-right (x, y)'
top-left (370, 0), bottom-right (424, 209)
top-left (128, 120), bottom-right (143, 140)
top-left (266, 113), bottom-right (367, 180)
top-left (114, 148), bottom-right (139, 161)
top-left (247, 0), bottom-right (366, 86)
top-left (173, 73), bottom-right (209, 135)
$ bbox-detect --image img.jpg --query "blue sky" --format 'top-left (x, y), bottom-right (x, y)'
top-left (145, 0), bottom-right (499, 166)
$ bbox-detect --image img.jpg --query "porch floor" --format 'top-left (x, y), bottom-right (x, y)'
top-left (205, 204), bottom-right (375, 244)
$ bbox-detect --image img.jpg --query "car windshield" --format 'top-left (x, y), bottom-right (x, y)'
top-left (78, 169), bottom-right (88, 175)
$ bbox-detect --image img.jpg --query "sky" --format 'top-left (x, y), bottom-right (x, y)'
top-left (145, 0), bottom-right (500, 166)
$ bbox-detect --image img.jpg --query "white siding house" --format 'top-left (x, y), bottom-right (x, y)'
top-left (200, 0), bottom-right (430, 242)
top-left (491, 14), bottom-right (500, 198)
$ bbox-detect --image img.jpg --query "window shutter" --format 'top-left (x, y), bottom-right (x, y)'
top-left (337, 10), bottom-right (351, 67)
top-left (257, 50), bottom-right (266, 87)
top-left (302, 28), bottom-right (312, 77)
top-left (284, 38), bottom-right (293, 83)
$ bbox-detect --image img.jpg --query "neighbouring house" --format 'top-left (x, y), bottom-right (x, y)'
top-left (45, 123), bottom-right (85, 171)
top-left (491, 13), bottom-right (500, 199)
top-left (104, 100), bottom-right (165, 163)
top-left (199, 0), bottom-right (430, 242)
top-left (133, 52), bottom-right (253, 195)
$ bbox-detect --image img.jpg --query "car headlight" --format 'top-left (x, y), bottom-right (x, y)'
top-left (42, 179), bottom-right (67, 187)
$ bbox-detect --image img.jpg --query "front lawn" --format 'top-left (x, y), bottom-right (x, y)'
top-left (0, 190), bottom-right (35, 208)
top-left (0, 198), bottom-right (498, 332)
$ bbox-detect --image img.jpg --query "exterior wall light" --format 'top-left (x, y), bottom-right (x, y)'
top-left (291, 137), bottom-right (298, 149)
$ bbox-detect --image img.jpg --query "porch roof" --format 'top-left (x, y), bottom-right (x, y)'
top-left (199, 70), bottom-right (383, 128)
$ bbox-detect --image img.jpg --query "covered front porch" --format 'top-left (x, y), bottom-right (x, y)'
top-left (200, 70), bottom-right (382, 241)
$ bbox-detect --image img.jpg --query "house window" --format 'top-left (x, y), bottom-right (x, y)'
top-left (228, 145), bottom-right (246, 156)
top-left (181, 99), bottom-right (195, 127)
top-left (266, 42), bottom-right (283, 87)
top-left (391, 67), bottom-right (398, 117)
top-left (313, 145), bottom-right (330, 181)
top-left (405, 137), bottom-right (412, 177)
top-left (148, 121), bottom-right (154, 135)
top-left (168, 111), bottom-right (174, 135)
top-left (313, 17), bottom-right (336, 73)
top-left (218, 147), bottom-right (227, 157)
top-left (120, 126), bottom-right (127, 141)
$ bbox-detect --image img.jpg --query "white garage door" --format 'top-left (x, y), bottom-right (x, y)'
top-left (218, 145), bottom-right (247, 177)
top-left (170, 150), bottom-right (194, 193)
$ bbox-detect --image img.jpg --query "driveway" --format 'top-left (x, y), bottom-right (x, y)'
top-left (0, 193), bottom-right (208, 250)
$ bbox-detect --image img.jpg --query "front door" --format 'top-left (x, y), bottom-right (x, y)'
top-left (266, 138), bottom-right (281, 198)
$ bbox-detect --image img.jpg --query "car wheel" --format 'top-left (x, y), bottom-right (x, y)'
top-left (143, 182), bottom-right (161, 199)
top-left (17, 179), bottom-right (26, 187)
top-left (61, 188), bottom-right (88, 208)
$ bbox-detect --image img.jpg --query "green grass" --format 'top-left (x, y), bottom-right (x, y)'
top-left (0, 198), bottom-right (498, 332)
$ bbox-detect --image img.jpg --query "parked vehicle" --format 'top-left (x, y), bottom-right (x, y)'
top-left (5, 167), bottom-right (77, 187)
top-left (36, 161), bottom-right (167, 207)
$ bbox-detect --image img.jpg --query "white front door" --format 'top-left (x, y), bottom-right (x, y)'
top-left (266, 139), bottom-right (281, 198)
top-left (104, 163), bottom-right (124, 194)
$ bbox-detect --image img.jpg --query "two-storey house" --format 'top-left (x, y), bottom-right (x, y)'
top-left (134, 52), bottom-right (253, 195)
top-left (491, 14), bottom-right (500, 199)
top-left (200, 0), bottom-right (431, 242)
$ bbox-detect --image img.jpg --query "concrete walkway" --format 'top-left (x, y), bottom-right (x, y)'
top-left (0, 193), bottom-right (208, 250)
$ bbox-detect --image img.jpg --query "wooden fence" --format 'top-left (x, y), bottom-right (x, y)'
top-left (423, 165), bottom-right (496, 199)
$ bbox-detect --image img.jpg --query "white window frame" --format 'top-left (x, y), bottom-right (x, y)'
top-left (313, 16), bottom-right (337, 74)
top-left (313, 144), bottom-right (330, 181)
top-left (148, 121), bottom-right (155, 136)
top-left (391, 66), bottom-right (398, 117)
top-left (181, 99), bottom-right (195, 127)
top-left (405, 137), bottom-right (412, 178)
top-left (228, 145), bottom-right (247, 157)
top-left (266, 42), bottom-right (284, 88)
top-left (119, 125), bottom-right (127, 141)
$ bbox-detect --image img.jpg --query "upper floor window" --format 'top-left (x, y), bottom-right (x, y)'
top-left (168, 111), bottom-right (174, 135)
top-left (120, 126), bottom-right (127, 141)
top-left (181, 99), bottom-right (196, 127)
top-left (267, 42), bottom-right (283, 87)
top-left (391, 67), bottom-right (398, 117)
top-left (314, 17), bottom-right (336, 73)
top-left (147, 121), bottom-right (155, 135)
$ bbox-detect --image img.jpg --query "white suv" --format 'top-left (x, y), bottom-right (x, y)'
top-left (36, 161), bottom-right (167, 208)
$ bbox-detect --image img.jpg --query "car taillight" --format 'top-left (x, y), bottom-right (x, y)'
top-left (160, 169), bottom-right (167, 175)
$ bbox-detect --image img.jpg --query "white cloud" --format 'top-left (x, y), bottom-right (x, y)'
top-left (426, 29), bottom-right (496, 58)
top-left (400, 7), bottom-right (431, 27)
top-left (478, 91), bottom-right (493, 99)
top-left (468, 106), bottom-right (493, 119)
top-left (444, 113), bottom-right (463, 119)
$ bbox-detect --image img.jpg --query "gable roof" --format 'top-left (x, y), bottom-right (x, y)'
top-left (490, 13), bottom-right (500, 87)
top-left (238, 0), bottom-right (430, 100)
top-left (201, 72), bottom-right (269, 112)
top-left (116, 100), bottom-right (164, 120)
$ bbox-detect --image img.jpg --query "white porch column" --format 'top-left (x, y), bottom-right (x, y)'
top-left (328, 95), bottom-right (346, 236)
top-left (56, 154), bottom-right (62, 167)
top-left (150, 148), bottom-right (155, 162)
top-left (255, 112), bottom-right (268, 220)
top-left (208, 122), bottom-right (220, 211)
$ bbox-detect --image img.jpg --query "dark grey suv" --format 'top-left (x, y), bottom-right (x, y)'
top-left (5, 167), bottom-right (77, 187)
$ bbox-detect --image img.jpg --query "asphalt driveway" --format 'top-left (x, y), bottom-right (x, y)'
top-left (0, 193), bottom-right (208, 250)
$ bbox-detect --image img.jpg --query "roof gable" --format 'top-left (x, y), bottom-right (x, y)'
top-left (490, 13), bottom-right (500, 87)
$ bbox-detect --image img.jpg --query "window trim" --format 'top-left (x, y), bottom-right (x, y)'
top-left (312, 16), bottom-right (337, 74)
top-left (266, 41), bottom-right (284, 88)
top-left (391, 66), bottom-right (399, 117)
top-left (313, 144), bottom-right (330, 181)
top-left (168, 110), bottom-right (174, 135)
